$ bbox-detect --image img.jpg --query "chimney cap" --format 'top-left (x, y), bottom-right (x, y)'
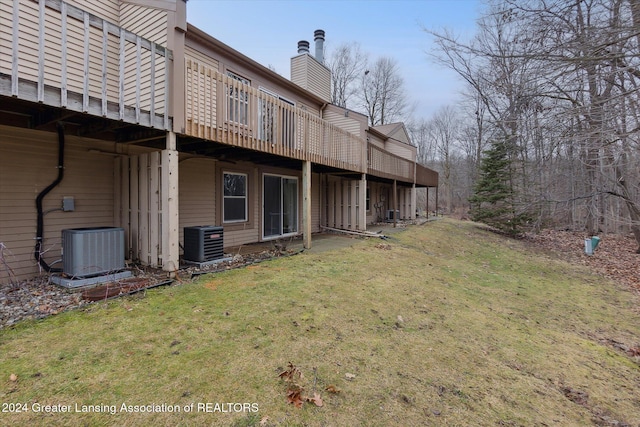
top-left (297, 40), bottom-right (310, 54)
top-left (314, 30), bottom-right (325, 63)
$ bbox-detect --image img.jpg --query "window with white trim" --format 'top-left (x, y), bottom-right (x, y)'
top-left (223, 172), bottom-right (247, 223)
top-left (263, 174), bottom-right (298, 238)
top-left (227, 71), bottom-right (249, 125)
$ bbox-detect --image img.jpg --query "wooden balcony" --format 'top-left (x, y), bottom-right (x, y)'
top-left (185, 60), bottom-right (366, 173)
top-left (0, 0), bottom-right (171, 130)
top-left (368, 145), bottom-right (438, 187)
top-left (416, 163), bottom-right (438, 187)
top-left (2, 0), bottom-right (435, 187)
top-left (368, 144), bottom-right (415, 183)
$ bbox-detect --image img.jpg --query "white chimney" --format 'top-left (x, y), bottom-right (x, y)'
top-left (314, 29), bottom-right (325, 63)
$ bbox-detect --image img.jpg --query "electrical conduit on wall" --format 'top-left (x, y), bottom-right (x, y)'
top-left (34, 123), bottom-right (65, 273)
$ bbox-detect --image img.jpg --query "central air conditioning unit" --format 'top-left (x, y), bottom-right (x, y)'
top-left (62, 227), bottom-right (125, 278)
top-left (183, 226), bottom-right (224, 262)
top-left (386, 209), bottom-right (400, 220)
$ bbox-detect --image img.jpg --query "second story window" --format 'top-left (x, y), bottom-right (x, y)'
top-left (227, 71), bottom-right (250, 125)
top-left (258, 87), bottom-right (295, 148)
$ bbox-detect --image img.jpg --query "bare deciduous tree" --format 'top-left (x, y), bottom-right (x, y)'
top-left (427, 0), bottom-right (640, 250)
top-left (361, 57), bottom-right (407, 126)
top-left (327, 42), bottom-right (368, 108)
top-left (425, 106), bottom-right (461, 212)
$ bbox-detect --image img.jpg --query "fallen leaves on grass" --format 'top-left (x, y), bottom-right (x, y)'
top-left (278, 362), bottom-right (303, 382)
top-left (279, 363), bottom-right (330, 409)
top-left (526, 230), bottom-right (639, 291)
top-left (599, 337), bottom-right (640, 361)
top-left (562, 386), bottom-right (589, 406)
top-left (325, 384), bottom-right (341, 393)
top-left (306, 392), bottom-right (323, 407)
top-left (286, 386), bottom-right (306, 408)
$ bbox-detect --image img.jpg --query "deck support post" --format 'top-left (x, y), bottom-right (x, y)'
top-left (358, 174), bottom-right (367, 230)
top-left (426, 187), bottom-right (429, 218)
top-left (302, 160), bottom-right (312, 249)
top-left (393, 179), bottom-right (397, 227)
top-left (161, 131), bottom-right (180, 275)
top-left (411, 184), bottom-right (417, 219)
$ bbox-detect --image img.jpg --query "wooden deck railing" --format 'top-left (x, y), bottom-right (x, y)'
top-left (0, 0), bottom-right (172, 129)
top-left (416, 163), bottom-right (438, 187)
top-left (368, 144), bottom-right (415, 183)
top-left (367, 145), bottom-right (438, 187)
top-left (185, 59), bottom-right (366, 173)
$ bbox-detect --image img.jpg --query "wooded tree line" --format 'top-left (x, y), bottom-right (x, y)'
top-left (414, 0), bottom-right (640, 250)
top-left (326, 0), bottom-right (639, 250)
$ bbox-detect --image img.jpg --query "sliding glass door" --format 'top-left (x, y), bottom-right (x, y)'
top-left (263, 174), bottom-right (298, 238)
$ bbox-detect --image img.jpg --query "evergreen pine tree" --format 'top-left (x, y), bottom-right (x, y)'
top-left (469, 138), bottom-right (529, 235)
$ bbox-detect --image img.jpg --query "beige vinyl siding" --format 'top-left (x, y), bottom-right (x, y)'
top-left (389, 128), bottom-right (411, 145)
top-left (179, 163), bottom-right (310, 249)
top-left (65, 7), bottom-right (119, 102)
top-left (178, 157), bottom-right (217, 252)
top-left (367, 133), bottom-right (385, 150)
top-left (223, 163), bottom-right (260, 248)
top-left (0, 127), bottom-right (116, 284)
top-left (385, 140), bottom-right (416, 162)
top-left (1, 1), bottom-right (120, 105)
top-left (185, 46), bottom-right (220, 132)
top-left (297, 102), bottom-right (321, 117)
top-left (120, 3), bottom-right (168, 113)
top-left (323, 107), bottom-right (362, 136)
top-left (290, 54), bottom-right (331, 103)
top-left (119, 4), bottom-right (168, 45)
top-left (186, 46), bottom-right (220, 71)
top-left (211, 162), bottom-right (261, 248)
top-left (0, 1), bottom-right (11, 75)
top-left (66, 0), bottom-right (120, 23)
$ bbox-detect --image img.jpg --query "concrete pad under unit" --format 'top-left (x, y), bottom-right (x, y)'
top-left (182, 256), bottom-right (234, 268)
top-left (50, 271), bottom-right (133, 289)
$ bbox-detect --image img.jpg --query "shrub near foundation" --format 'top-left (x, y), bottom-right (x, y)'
top-left (1, 219), bottom-right (639, 426)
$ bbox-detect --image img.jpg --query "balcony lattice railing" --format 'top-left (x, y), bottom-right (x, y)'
top-left (0, 0), bottom-right (172, 129)
top-left (415, 163), bottom-right (439, 187)
top-left (367, 145), bottom-right (438, 187)
top-left (368, 144), bottom-right (415, 183)
top-left (185, 59), bottom-right (366, 173)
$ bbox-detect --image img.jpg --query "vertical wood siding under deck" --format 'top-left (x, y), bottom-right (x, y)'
top-left (0, 0), bottom-right (172, 130)
top-left (184, 60), bottom-right (366, 173)
top-left (116, 152), bottom-right (165, 267)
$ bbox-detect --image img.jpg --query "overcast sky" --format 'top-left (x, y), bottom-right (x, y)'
top-left (185, 0), bottom-right (482, 121)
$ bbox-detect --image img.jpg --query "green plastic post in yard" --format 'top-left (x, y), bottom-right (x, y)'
top-left (585, 236), bottom-right (601, 255)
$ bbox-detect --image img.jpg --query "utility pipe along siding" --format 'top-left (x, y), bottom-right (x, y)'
top-left (34, 123), bottom-right (65, 273)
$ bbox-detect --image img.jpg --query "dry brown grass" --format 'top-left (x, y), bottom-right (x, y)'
top-left (1, 218), bottom-right (639, 426)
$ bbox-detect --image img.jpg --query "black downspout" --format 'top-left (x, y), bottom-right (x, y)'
top-left (34, 123), bottom-right (65, 272)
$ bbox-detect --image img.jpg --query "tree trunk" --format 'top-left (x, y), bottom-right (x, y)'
top-left (615, 166), bottom-right (640, 253)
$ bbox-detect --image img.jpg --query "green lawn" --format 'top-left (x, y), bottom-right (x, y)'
top-left (1, 219), bottom-right (639, 426)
